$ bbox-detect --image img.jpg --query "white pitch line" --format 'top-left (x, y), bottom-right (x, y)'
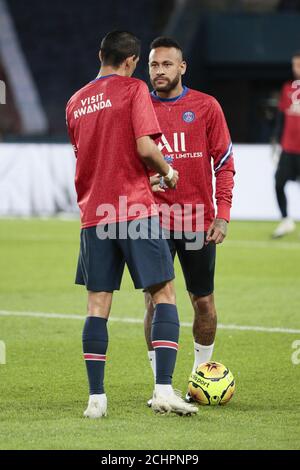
top-left (0, 310), bottom-right (299, 335)
top-left (225, 240), bottom-right (300, 250)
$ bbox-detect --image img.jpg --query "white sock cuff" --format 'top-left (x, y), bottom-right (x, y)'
top-left (89, 393), bottom-right (106, 400)
top-left (194, 342), bottom-right (214, 350)
top-left (148, 350), bottom-right (155, 360)
top-left (155, 384), bottom-right (173, 396)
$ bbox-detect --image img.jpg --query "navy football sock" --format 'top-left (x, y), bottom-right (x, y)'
top-left (151, 303), bottom-right (180, 385)
top-left (82, 316), bottom-right (108, 395)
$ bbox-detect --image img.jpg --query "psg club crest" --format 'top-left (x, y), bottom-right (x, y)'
top-left (183, 111), bottom-right (195, 123)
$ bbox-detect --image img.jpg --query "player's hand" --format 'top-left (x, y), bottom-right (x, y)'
top-left (206, 218), bottom-right (227, 245)
top-left (164, 169), bottom-right (179, 189)
top-left (150, 174), bottom-right (165, 193)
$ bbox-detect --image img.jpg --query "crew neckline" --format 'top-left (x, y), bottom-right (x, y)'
top-left (91, 74), bottom-right (117, 83)
top-left (151, 85), bottom-right (189, 102)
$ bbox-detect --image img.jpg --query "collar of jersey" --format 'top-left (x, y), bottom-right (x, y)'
top-left (151, 85), bottom-right (189, 102)
top-left (91, 74), bottom-right (117, 83)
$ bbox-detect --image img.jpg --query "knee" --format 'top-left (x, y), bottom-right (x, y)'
top-left (160, 281), bottom-right (176, 304)
top-left (87, 292), bottom-right (111, 317)
top-left (149, 281), bottom-right (176, 305)
top-left (191, 294), bottom-right (216, 316)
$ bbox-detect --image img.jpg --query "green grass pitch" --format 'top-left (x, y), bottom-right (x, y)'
top-left (0, 218), bottom-right (300, 450)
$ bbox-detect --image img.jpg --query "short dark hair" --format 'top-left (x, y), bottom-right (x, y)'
top-left (100, 31), bottom-right (141, 67)
top-left (292, 50), bottom-right (300, 59)
top-left (150, 36), bottom-right (183, 58)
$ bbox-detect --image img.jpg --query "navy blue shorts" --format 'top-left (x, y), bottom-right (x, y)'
top-left (75, 216), bottom-right (174, 292)
top-left (166, 231), bottom-right (216, 297)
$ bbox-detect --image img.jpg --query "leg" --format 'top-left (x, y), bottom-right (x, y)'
top-left (144, 291), bottom-right (156, 379)
top-left (144, 229), bottom-right (177, 382)
top-left (174, 233), bottom-right (216, 373)
top-left (87, 291), bottom-right (113, 318)
top-left (122, 217), bottom-right (196, 414)
top-left (273, 153), bottom-right (296, 237)
top-left (144, 291), bottom-right (155, 350)
top-left (122, 217), bottom-right (178, 386)
top-left (76, 226), bottom-right (125, 418)
top-left (148, 280), bottom-right (197, 415)
top-left (275, 183), bottom-right (288, 218)
top-left (189, 292), bottom-right (217, 371)
top-left (147, 280), bottom-right (178, 388)
top-left (275, 154), bottom-right (289, 218)
top-left (82, 291), bottom-right (112, 418)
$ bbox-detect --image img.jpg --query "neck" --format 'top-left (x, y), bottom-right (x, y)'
top-left (97, 65), bottom-right (126, 78)
top-left (156, 83), bottom-right (184, 99)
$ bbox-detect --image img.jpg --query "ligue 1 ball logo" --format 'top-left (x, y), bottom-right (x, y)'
top-left (183, 111), bottom-right (195, 123)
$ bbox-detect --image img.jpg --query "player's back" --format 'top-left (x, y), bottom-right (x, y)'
top-left (66, 75), bottom-right (159, 228)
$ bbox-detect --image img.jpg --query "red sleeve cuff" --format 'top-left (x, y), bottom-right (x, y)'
top-left (216, 204), bottom-right (231, 223)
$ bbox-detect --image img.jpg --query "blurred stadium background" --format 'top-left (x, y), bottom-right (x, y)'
top-left (0, 0), bottom-right (300, 219)
top-left (0, 0), bottom-right (300, 450)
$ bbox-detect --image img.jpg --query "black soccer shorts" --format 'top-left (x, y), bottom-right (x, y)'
top-left (166, 231), bottom-right (216, 297)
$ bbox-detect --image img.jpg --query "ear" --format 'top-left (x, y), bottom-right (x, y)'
top-left (99, 50), bottom-right (103, 62)
top-left (180, 61), bottom-right (187, 76)
top-left (124, 56), bottom-right (132, 69)
top-left (126, 55), bottom-right (139, 67)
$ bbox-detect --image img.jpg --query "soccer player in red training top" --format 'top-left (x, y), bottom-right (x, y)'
top-left (66, 31), bottom-right (198, 418)
top-left (143, 37), bottom-right (235, 402)
top-left (272, 51), bottom-right (300, 238)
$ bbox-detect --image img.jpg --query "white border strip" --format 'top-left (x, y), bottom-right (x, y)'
top-left (0, 310), bottom-right (299, 335)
